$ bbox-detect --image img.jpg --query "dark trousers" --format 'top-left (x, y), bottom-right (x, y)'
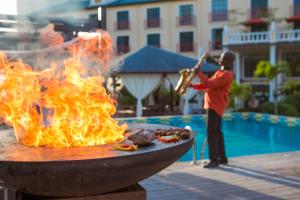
top-left (207, 109), bottom-right (226, 162)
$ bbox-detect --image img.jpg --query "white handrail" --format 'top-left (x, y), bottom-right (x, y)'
top-left (227, 31), bottom-right (269, 45)
top-left (276, 29), bottom-right (300, 42)
top-left (225, 29), bottom-right (300, 45)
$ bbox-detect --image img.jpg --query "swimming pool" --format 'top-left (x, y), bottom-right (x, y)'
top-left (120, 113), bottom-right (300, 162)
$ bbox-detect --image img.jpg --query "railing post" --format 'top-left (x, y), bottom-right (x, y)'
top-left (4, 188), bottom-right (8, 200)
top-left (185, 126), bottom-right (198, 165)
top-left (222, 25), bottom-right (229, 50)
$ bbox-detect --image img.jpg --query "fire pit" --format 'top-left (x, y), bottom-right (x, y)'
top-left (0, 123), bottom-right (193, 198)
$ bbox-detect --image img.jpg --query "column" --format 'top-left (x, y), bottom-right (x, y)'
top-left (269, 21), bottom-right (277, 102)
top-left (235, 52), bottom-right (241, 84)
top-left (223, 24), bottom-right (229, 51)
top-left (269, 44), bottom-right (276, 102)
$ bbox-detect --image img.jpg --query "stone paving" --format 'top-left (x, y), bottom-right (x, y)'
top-left (141, 151), bottom-right (300, 200)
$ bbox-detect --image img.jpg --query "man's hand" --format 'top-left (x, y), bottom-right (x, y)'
top-left (192, 65), bottom-right (201, 73)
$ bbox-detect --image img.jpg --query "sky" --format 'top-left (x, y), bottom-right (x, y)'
top-left (0, 0), bottom-right (17, 15)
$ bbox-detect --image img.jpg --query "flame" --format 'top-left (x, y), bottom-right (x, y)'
top-left (0, 29), bottom-right (126, 147)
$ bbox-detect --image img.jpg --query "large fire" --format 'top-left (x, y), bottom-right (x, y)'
top-left (0, 27), bottom-right (126, 147)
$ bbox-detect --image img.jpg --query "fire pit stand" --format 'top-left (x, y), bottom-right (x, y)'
top-left (11, 184), bottom-right (145, 200)
top-left (0, 123), bottom-right (193, 199)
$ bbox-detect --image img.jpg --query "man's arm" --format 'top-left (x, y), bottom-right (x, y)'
top-left (190, 83), bottom-right (207, 91)
top-left (197, 72), bottom-right (233, 89)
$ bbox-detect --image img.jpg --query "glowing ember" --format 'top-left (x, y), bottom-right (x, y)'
top-left (0, 29), bottom-right (126, 147)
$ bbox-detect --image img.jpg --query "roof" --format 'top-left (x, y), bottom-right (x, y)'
top-left (100, 0), bottom-right (164, 7)
top-left (118, 46), bottom-right (219, 74)
top-left (286, 15), bottom-right (300, 23)
top-left (34, 0), bottom-right (90, 14)
top-left (243, 19), bottom-right (268, 26)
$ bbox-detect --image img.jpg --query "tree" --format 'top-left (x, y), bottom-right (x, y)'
top-left (229, 81), bottom-right (252, 109)
top-left (254, 60), bottom-right (290, 113)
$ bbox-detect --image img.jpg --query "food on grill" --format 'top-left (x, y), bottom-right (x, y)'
top-left (158, 135), bottom-right (180, 143)
top-left (126, 129), bottom-right (156, 146)
top-left (155, 128), bottom-right (191, 139)
top-left (112, 143), bottom-right (138, 151)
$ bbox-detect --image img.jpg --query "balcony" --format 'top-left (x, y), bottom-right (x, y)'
top-left (249, 7), bottom-right (268, 19)
top-left (177, 43), bottom-right (195, 52)
top-left (115, 21), bottom-right (130, 31)
top-left (223, 29), bottom-right (300, 46)
top-left (116, 45), bottom-right (130, 54)
top-left (210, 10), bottom-right (228, 22)
top-left (177, 15), bottom-right (196, 26)
top-left (145, 18), bottom-right (161, 28)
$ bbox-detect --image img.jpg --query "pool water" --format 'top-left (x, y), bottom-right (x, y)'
top-left (154, 118), bottom-right (300, 162)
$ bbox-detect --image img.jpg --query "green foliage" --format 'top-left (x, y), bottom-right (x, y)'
top-left (281, 92), bottom-right (300, 112)
top-left (258, 102), bottom-right (299, 117)
top-left (255, 60), bottom-right (291, 81)
top-left (229, 81), bottom-right (252, 108)
top-left (119, 87), bottom-right (136, 105)
top-left (277, 102), bottom-right (299, 117)
top-left (282, 80), bottom-right (300, 95)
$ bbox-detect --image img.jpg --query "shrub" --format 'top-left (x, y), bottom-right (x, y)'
top-left (282, 92), bottom-right (300, 112)
top-left (278, 102), bottom-right (299, 117)
top-left (258, 102), bottom-right (299, 117)
top-left (258, 102), bottom-right (275, 114)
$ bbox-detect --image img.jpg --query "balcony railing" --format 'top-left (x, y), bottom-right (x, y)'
top-left (250, 7), bottom-right (268, 19)
top-left (225, 31), bottom-right (269, 45)
top-left (145, 18), bottom-right (161, 28)
top-left (116, 45), bottom-right (130, 54)
top-left (177, 43), bottom-right (195, 52)
top-left (224, 29), bottom-right (300, 46)
top-left (276, 29), bottom-right (300, 42)
top-left (177, 15), bottom-right (196, 26)
top-left (211, 10), bottom-right (228, 22)
top-left (115, 21), bottom-right (130, 30)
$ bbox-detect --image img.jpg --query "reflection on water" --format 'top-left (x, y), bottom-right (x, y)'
top-left (163, 118), bottom-right (300, 161)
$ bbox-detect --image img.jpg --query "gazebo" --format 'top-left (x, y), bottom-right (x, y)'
top-left (117, 46), bottom-right (218, 117)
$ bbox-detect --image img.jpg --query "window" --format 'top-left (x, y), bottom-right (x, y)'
top-left (147, 8), bottom-right (160, 28)
top-left (117, 36), bottom-right (129, 54)
top-left (251, 0), bottom-right (268, 19)
top-left (211, 0), bottom-right (228, 22)
top-left (211, 28), bottom-right (223, 50)
top-left (147, 34), bottom-right (160, 48)
top-left (178, 5), bottom-right (194, 25)
top-left (116, 11), bottom-right (129, 30)
top-left (295, 0), bottom-right (300, 16)
top-left (243, 55), bottom-right (268, 78)
top-left (179, 32), bottom-right (194, 52)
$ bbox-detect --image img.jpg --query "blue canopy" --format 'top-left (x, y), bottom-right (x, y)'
top-left (118, 46), bottom-right (219, 74)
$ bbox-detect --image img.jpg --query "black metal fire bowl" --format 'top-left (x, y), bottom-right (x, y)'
top-left (0, 123), bottom-right (193, 197)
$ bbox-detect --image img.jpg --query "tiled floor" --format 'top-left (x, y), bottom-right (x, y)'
top-left (141, 151), bottom-right (300, 200)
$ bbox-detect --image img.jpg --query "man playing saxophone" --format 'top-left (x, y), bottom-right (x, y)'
top-left (189, 51), bottom-right (235, 168)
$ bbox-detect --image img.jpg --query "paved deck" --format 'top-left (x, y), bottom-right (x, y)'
top-left (141, 151), bottom-right (300, 200)
top-left (1, 152), bottom-right (300, 200)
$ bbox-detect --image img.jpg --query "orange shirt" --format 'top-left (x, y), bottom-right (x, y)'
top-left (191, 70), bottom-right (233, 116)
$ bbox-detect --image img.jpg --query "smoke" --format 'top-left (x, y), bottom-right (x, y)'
top-left (0, 0), bottom-right (123, 77)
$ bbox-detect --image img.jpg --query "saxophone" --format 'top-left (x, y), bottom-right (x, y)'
top-left (175, 53), bottom-right (210, 95)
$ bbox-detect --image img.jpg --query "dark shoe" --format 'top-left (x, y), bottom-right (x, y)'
top-left (203, 161), bottom-right (219, 168)
top-left (218, 158), bottom-right (228, 165)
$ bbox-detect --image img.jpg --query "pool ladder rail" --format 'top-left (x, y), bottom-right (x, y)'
top-left (185, 126), bottom-right (208, 166)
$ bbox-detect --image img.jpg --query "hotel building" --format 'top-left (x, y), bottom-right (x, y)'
top-left (100, 0), bottom-right (300, 100)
